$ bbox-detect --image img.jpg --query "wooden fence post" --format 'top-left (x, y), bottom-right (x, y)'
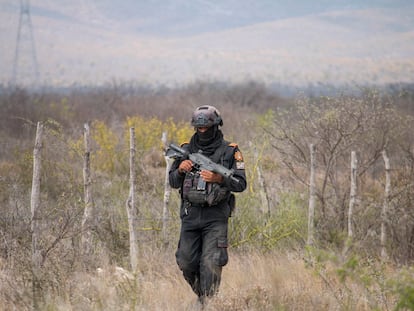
top-left (253, 143), bottom-right (271, 215)
top-left (126, 127), bottom-right (139, 271)
top-left (381, 149), bottom-right (391, 260)
top-left (162, 132), bottom-right (172, 246)
top-left (31, 121), bottom-right (44, 309)
top-left (81, 122), bottom-right (94, 257)
top-left (348, 151), bottom-right (358, 239)
top-left (307, 143), bottom-right (316, 246)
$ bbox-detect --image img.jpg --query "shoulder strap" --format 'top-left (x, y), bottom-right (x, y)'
top-left (211, 140), bottom-right (237, 164)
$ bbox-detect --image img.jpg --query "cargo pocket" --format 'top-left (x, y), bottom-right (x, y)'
top-left (213, 237), bottom-right (228, 266)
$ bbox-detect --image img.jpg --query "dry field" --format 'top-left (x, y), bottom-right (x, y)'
top-left (2, 86), bottom-right (413, 310)
top-left (10, 247), bottom-right (395, 311)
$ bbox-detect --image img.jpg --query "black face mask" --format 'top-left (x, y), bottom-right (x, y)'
top-left (190, 126), bottom-right (224, 155)
top-left (197, 126), bottom-right (216, 145)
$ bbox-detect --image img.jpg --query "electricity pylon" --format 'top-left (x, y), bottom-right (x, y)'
top-left (12, 0), bottom-right (40, 87)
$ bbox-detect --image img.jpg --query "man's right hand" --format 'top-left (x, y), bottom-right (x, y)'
top-left (178, 160), bottom-right (193, 174)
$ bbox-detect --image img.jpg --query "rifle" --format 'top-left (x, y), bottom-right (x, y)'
top-left (166, 143), bottom-right (239, 190)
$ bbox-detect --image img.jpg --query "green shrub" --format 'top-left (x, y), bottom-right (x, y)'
top-left (392, 267), bottom-right (414, 310)
top-left (229, 191), bottom-right (306, 251)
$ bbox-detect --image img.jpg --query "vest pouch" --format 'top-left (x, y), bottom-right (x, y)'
top-left (183, 173), bottom-right (230, 206)
top-left (183, 174), bottom-right (207, 204)
top-left (186, 188), bottom-right (208, 205)
top-left (206, 183), bottom-right (230, 206)
top-left (182, 177), bottom-right (193, 201)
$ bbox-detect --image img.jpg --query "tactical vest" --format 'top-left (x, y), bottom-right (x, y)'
top-left (182, 141), bottom-right (232, 206)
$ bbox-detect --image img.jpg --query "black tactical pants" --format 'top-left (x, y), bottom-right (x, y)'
top-left (176, 203), bottom-right (230, 298)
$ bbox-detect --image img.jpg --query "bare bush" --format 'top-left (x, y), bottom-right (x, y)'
top-left (266, 90), bottom-right (414, 260)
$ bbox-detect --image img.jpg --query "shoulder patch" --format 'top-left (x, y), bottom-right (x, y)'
top-left (234, 150), bottom-right (244, 162)
top-left (229, 143), bottom-right (244, 169)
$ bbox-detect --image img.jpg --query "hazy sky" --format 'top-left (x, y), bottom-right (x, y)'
top-left (1, 0), bottom-right (413, 87)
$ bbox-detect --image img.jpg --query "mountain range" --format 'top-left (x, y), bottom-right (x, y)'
top-left (1, 0), bottom-right (413, 88)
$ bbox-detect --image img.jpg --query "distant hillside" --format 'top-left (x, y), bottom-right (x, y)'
top-left (0, 2), bottom-right (413, 87)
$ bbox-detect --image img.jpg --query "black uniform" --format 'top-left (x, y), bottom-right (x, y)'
top-left (169, 128), bottom-right (247, 300)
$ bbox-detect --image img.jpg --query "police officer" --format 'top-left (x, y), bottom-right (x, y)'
top-left (169, 105), bottom-right (247, 304)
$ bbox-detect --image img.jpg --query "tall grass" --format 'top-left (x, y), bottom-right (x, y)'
top-left (1, 247), bottom-right (403, 310)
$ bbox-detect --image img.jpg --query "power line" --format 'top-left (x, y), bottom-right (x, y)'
top-left (12, 0), bottom-right (40, 87)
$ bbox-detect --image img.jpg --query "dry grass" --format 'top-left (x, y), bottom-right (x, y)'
top-left (2, 86), bottom-right (411, 310)
top-left (1, 248), bottom-right (395, 311)
top-left (213, 252), bottom-right (342, 311)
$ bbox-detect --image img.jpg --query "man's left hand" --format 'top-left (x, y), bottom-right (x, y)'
top-left (200, 170), bottom-right (223, 183)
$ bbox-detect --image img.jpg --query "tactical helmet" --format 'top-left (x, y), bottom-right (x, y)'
top-left (191, 105), bottom-right (223, 128)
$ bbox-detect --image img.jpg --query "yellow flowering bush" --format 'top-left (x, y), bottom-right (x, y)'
top-left (125, 116), bottom-right (193, 152)
top-left (91, 120), bottom-right (119, 173)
